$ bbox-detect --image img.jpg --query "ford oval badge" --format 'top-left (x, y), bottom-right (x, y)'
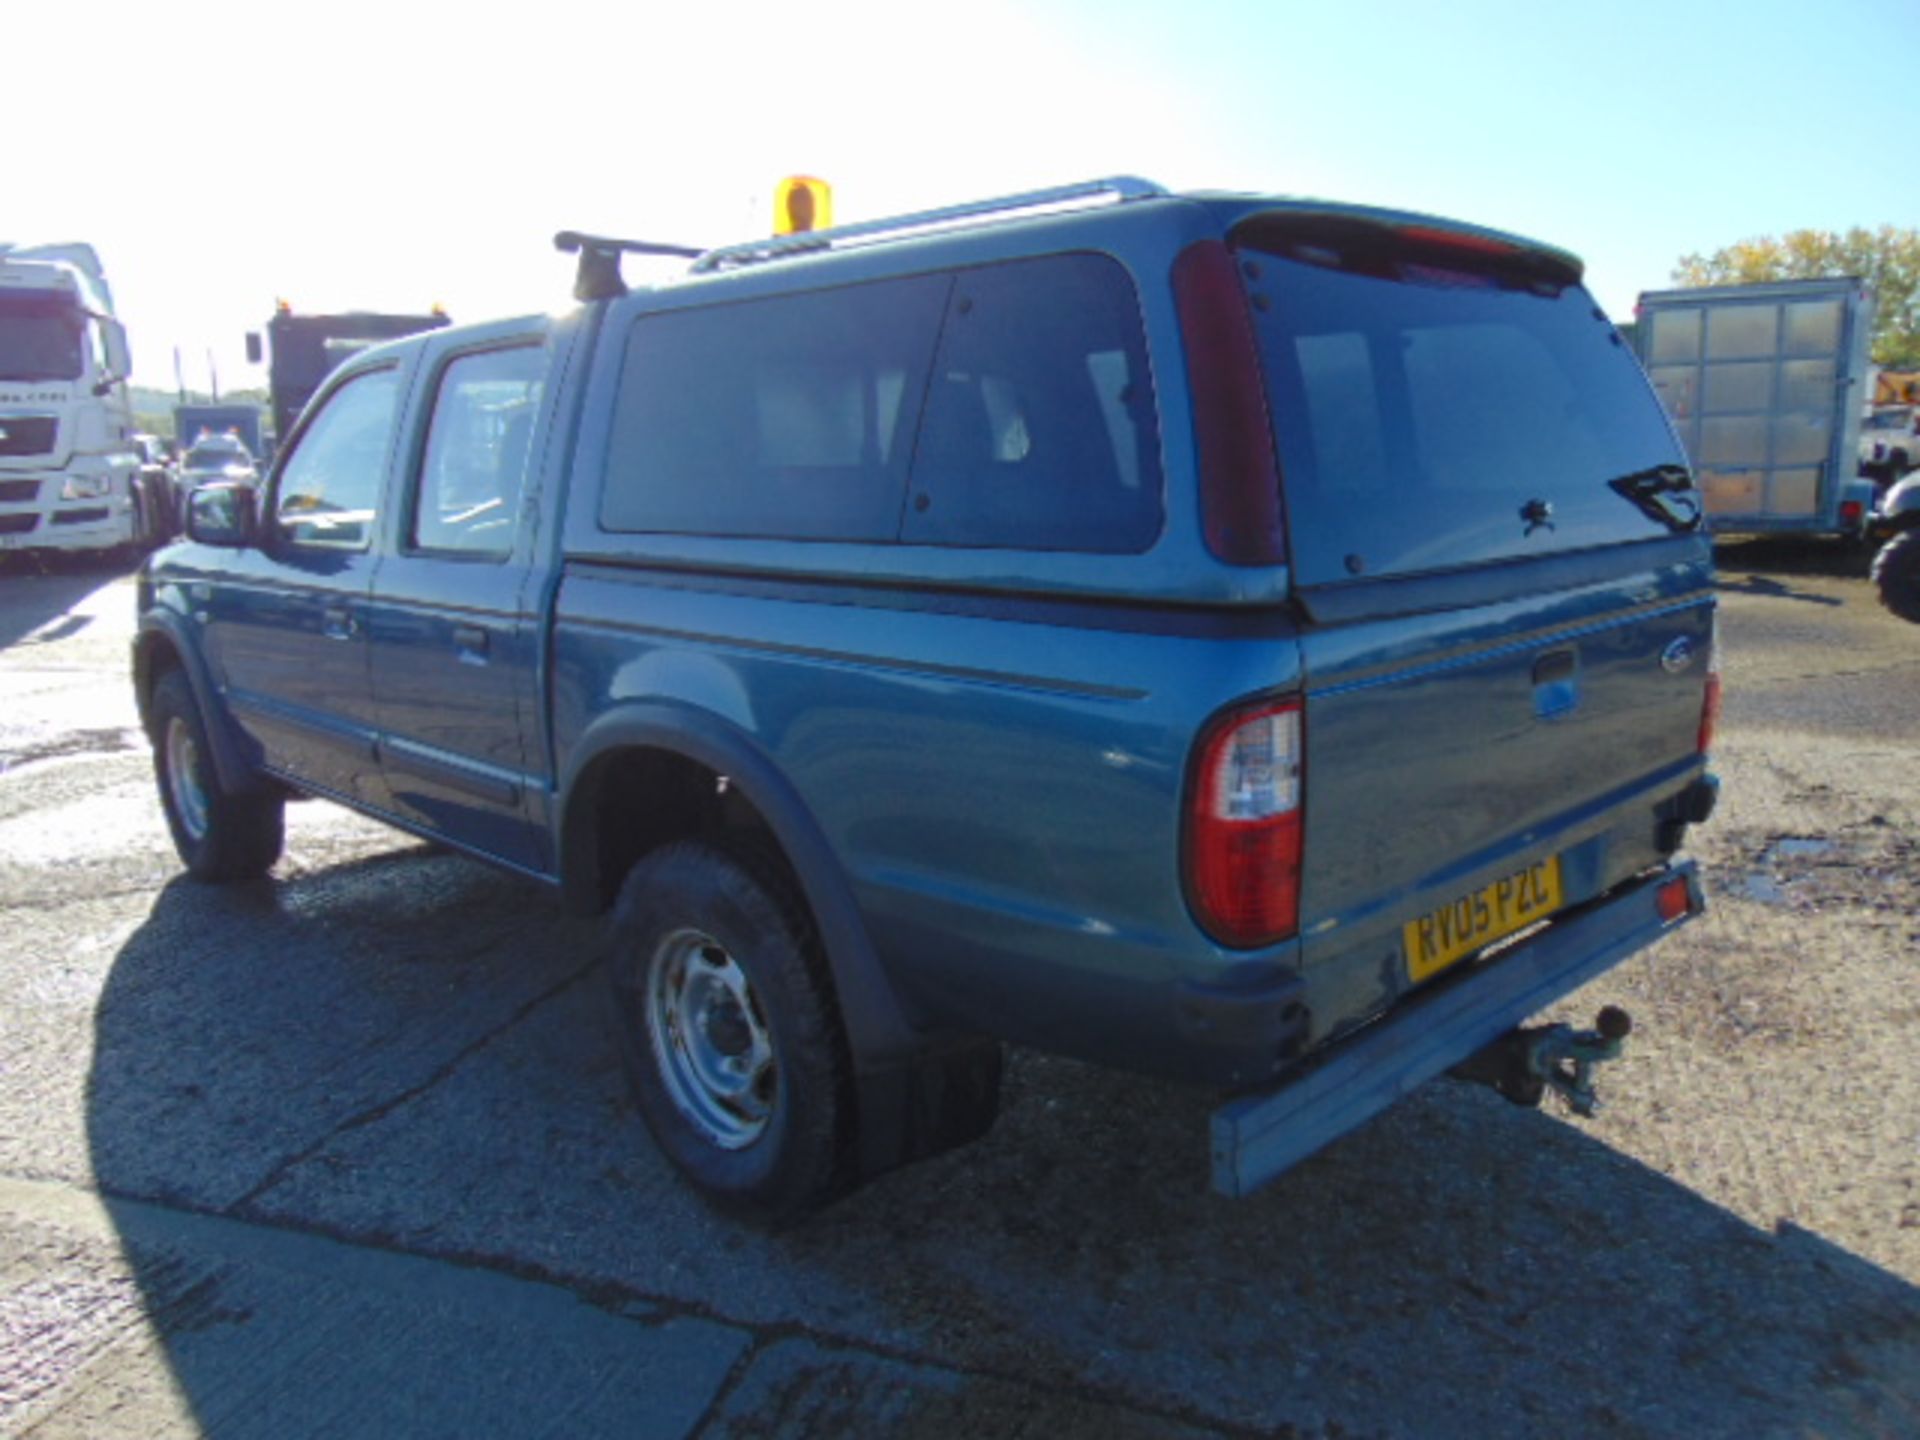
top-left (1660, 637), bottom-right (1696, 674)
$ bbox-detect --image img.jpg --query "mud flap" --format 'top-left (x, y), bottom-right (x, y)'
top-left (854, 1036), bottom-right (1004, 1184)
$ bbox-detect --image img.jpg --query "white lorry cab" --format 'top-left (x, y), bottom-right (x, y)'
top-left (0, 243), bottom-right (146, 560)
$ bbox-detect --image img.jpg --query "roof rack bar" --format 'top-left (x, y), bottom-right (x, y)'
top-left (690, 176), bottom-right (1167, 274)
top-left (553, 231), bottom-right (705, 261)
top-left (554, 230), bottom-right (705, 302)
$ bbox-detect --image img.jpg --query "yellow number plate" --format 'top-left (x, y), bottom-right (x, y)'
top-left (1404, 857), bottom-right (1563, 983)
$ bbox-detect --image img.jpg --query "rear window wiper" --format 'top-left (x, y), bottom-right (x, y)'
top-left (1608, 464), bottom-right (1702, 533)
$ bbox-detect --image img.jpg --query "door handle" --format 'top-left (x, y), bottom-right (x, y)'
top-left (1531, 648), bottom-right (1576, 685)
top-left (322, 606), bottom-right (357, 640)
top-left (453, 623), bottom-right (490, 655)
top-left (1532, 646), bottom-right (1579, 719)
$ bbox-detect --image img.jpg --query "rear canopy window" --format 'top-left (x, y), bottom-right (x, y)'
top-left (1241, 236), bottom-right (1687, 586)
top-left (601, 255), bottom-right (1162, 551)
top-left (602, 276), bottom-right (948, 542)
top-left (905, 253), bottom-right (1162, 552)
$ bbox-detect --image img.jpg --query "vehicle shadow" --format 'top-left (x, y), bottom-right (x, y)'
top-left (1714, 572), bottom-right (1846, 607)
top-left (1714, 535), bottom-right (1867, 585)
top-left (82, 853), bottom-right (1920, 1438)
top-left (0, 554), bottom-right (136, 651)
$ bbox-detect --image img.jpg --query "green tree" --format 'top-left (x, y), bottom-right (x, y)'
top-left (1672, 226), bottom-right (1920, 368)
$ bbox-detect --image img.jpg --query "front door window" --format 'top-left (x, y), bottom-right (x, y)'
top-left (275, 368), bottom-right (401, 551)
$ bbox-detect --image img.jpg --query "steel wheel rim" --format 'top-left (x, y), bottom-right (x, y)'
top-left (644, 927), bottom-right (776, 1150)
top-left (164, 716), bottom-right (210, 842)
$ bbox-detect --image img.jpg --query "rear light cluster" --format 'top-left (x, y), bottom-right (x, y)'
top-left (1186, 701), bottom-right (1303, 948)
top-left (1656, 874), bottom-right (1694, 924)
top-left (1698, 616), bottom-right (1722, 754)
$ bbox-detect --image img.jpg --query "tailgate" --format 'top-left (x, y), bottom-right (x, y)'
top-left (1223, 207), bottom-right (1716, 1037)
top-left (1295, 538), bottom-right (1713, 1012)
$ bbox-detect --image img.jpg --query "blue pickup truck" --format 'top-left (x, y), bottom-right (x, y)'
top-left (134, 179), bottom-right (1719, 1219)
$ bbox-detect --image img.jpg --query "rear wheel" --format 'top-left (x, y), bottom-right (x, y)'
top-left (606, 841), bottom-right (852, 1221)
top-left (151, 670), bottom-right (285, 880)
top-left (1871, 529), bottom-right (1920, 624)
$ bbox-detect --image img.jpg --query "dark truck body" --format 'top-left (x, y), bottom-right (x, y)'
top-left (249, 307), bottom-right (450, 445)
top-left (137, 181), bottom-right (1717, 1210)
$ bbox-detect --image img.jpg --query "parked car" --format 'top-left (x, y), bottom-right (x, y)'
top-left (130, 433), bottom-right (178, 542)
top-left (1865, 470), bottom-right (1920, 621)
top-left (175, 432), bottom-right (258, 495)
top-left (133, 178), bottom-right (1718, 1219)
top-left (1858, 405), bottom-right (1918, 485)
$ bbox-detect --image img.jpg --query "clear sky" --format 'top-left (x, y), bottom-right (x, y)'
top-left (10, 0), bottom-right (1916, 394)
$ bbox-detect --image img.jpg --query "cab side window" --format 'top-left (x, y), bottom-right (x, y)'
top-left (412, 344), bottom-right (545, 558)
top-left (275, 368), bottom-right (400, 551)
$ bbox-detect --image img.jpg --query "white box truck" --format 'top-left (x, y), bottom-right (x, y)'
top-left (0, 243), bottom-right (150, 561)
top-left (1634, 277), bottom-right (1877, 538)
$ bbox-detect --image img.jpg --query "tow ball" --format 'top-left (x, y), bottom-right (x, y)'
top-left (1452, 1006), bottom-right (1633, 1117)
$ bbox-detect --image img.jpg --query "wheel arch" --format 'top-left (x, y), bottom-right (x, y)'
top-left (1882, 506), bottom-right (1920, 536)
top-left (1879, 473), bottom-right (1920, 526)
top-left (132, 614), bottom-right (262, 796)
top-left (557, 703), bottom-right (923, 1069)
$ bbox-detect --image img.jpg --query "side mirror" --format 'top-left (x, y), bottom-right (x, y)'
top-left (186, 482), bottom-right (259, 548)
top-left (103, 319), bottom-right (132, 381)
top-left (245, 331), bottom-right (263, 366)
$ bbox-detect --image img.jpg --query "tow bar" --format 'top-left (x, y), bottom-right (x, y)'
top-left (1453, 1006), bottom-right (1633, 1117)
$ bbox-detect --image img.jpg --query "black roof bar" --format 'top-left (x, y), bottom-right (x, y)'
top-left (554, 231), bottom-right (705, 302)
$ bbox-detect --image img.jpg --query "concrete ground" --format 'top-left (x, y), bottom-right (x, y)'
top-left (0, 541), bottom-right (1916, 1439)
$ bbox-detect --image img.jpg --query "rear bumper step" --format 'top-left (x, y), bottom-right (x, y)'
top-left (1210, 861), bottom-right (1702, 1196)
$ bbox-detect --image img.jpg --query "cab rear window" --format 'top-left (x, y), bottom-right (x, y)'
top-left (1240, 238), bottom-right (1686, 586)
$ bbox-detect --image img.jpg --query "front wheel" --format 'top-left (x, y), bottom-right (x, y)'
top-left (606, 842), bottom-right (853, 1221)
top-left (151, 669), bottom-right (286, 880)
top-left (1871, 529), bottom-right (1920, 624)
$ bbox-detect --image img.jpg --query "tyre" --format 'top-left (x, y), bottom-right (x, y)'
top-left (127, 493), bottom-right (152, 558)
top-left (150, 669), bottom-right (286, 880)
top-left (1871, 528), bottom-right (1920, 624)
top-left (606, 841), bottom-right (853, 1220)
top-left (100, 494), bottom-right (150, 571)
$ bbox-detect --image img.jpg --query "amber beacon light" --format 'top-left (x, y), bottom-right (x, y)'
top-left (773, 176), bottom-right (833, 235)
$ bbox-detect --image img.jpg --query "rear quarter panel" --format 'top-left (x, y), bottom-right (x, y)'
top-left (549, 566), bottom-right (1304, 1076)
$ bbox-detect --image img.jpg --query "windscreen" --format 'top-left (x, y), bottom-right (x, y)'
top-left (0, 296), bottom-right (83, 382)
top-left (1239, 237), bottom-right (1689, 586)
